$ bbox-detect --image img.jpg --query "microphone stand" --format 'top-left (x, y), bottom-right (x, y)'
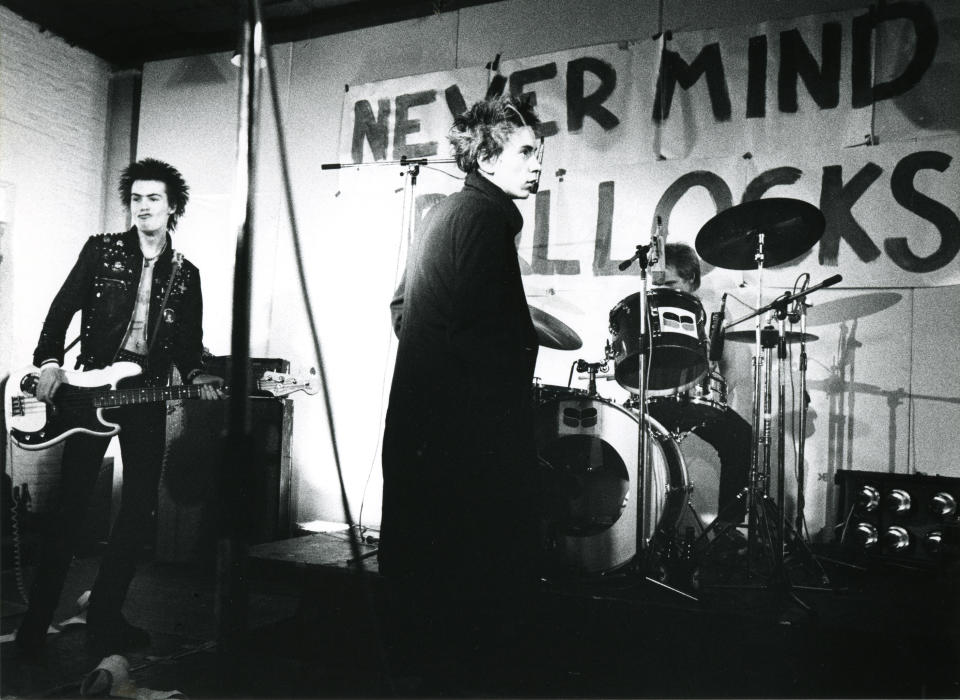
top-left (320, 156), bottom-right (457, 253)
top-left (218, 0), bottom-right (262, 681)
top-left (618, 241), bottom-right (695, 602)
top-left (633, 247), bottom-right (651, 575)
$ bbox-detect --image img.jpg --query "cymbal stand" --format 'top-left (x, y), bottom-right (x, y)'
top-left (705, 230), bottom-right (804, 603)
top-left (747, 232), bottom-right (767, 573)
top-left (794, 298), bottom-right (810, 537)
top-left (718, 276), bottom-right (845, 600)
top-left (694, 233), bottom-right (771, 567)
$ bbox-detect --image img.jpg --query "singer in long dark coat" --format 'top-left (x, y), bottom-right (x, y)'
top-left (380, 97), bottom-right (543, 684)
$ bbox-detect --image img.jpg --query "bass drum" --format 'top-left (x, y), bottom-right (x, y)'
top-left (536, 390), bottom-right (689, 576)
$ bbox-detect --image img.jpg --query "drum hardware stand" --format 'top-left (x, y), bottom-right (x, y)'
top-left (712, 276), bottom-right (843, 602)
top-left (572, 358), bottom-right (608, 396)
top-left (617, 234), bottom-right (696, 601)
top-left (691, 231), bottom-right (769, 568)
top-left (791, 281), bottom-right (811, 540)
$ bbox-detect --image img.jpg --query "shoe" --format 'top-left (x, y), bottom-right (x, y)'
top-left (87, 617), bottom-right (151, 655)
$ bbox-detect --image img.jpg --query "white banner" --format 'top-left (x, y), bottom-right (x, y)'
top-left (330, 2), bottom-right (960, 534)
top-left (337, 3), bottom-right (960, 289)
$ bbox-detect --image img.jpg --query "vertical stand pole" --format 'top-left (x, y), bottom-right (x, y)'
top-left (795, 311), bottom-right (809, 537)
top-left (746, 232), bottom-right (765, 567)
top-left (775, 311), bottom-right (788, 576)
top-left (634, 264), bottom-right (650, 568)
top-left (218, 0), bottom-right (262, 677)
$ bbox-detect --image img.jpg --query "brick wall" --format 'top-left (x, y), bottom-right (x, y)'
top-left (0, 5), bottom-right (113, 511)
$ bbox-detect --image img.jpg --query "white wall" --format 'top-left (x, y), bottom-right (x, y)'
top-left (0, 6), bottom-right (116, 509)
top-left (60, 0), bottom-right (960, 538)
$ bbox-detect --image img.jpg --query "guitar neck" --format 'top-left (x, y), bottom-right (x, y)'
top-left (93, 384), bottom-right (230, 408)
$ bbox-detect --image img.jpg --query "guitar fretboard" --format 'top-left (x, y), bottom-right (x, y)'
top-left (91, 384), bottom-right (229, 408)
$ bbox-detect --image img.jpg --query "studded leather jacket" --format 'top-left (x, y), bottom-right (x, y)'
top-left (34, 227), bottom-right (205, 385)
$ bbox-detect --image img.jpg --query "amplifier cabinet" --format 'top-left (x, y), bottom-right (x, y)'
top-left (835, 469), bottom-right (960, 568)
top-left (157, 397), bottom-right (294, 564)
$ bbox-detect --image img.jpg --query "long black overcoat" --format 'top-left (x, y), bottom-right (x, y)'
top-left (380, 172), bottom-right (540, 594)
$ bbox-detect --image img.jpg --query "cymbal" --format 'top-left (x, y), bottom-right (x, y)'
top-left (725, 329), bottom-right (819, 344)
top-left (805, 292), bottom-right (902, 327)
top-left (696, 198), bottom-right (825, 270)
top-left (528, 305), bottom-right (582, 350)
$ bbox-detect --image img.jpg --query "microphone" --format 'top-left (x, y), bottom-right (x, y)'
top-left (650, 216), bottom-right (666, 285)
top-left (618, 254), bottom-right (638, 272)
top-left (708, 293), bottom-right (727, 362)
top-left (821, 274), bottom-right (843, 288)
top-left (789, 278), bottom-right (808, 324)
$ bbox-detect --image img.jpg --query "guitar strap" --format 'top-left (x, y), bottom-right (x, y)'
top-left (146, 250), bottom-right (184, 359)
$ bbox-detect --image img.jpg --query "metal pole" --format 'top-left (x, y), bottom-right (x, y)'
top-left (217, 0), bottom-right (263, 666)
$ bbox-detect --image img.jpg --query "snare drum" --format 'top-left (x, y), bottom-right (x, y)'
top-left (608, 288), bottom-right (708, 397)
top-left (647, 370), bottom-right (728, 436)
top-left (533, 382), bottom-right (588, 405)
top-left (536, 388), bottom-right (689, 575)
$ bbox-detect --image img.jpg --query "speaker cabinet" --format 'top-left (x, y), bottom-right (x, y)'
top-left (835, 469), bottom-right (960, 568)
top-left (157, 397), bottom-right (293, 563)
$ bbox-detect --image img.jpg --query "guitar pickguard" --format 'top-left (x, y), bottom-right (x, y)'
top-left (9, 381), bottom-right (119, 448)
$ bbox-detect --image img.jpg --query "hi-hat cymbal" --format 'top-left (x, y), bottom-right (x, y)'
top-left (696, 198), bottom-right (825, 270)
top-left (528, 305), bottom-right (582, 350)
top-left (725, 329), bottom-right (819, 344)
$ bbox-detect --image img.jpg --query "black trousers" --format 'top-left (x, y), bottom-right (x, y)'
top-left (692, 407), bottom-right (753, 523)
top-left (21, 402), bottom-right (165, 634)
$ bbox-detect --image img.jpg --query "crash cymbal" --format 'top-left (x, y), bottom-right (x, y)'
top-left (696, 198), bottom-right (825, 270)
top-left (528, 305), bottom-right (582, 350)
top-left (725, 329), bottom-right (819, 344)
top-left (805, 292), bottom-right (902, 327)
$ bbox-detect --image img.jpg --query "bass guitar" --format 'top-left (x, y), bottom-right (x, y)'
top-left (5, 362), bottom-right (318, 450)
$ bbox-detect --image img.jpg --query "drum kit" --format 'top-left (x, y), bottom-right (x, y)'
top-left (532, 198), bottom-right (840, 592)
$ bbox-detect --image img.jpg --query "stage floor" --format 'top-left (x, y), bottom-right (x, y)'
top-left (3, 531), bottom-right (958, 698)
top-left (244, 531), bottom-right (960, 698)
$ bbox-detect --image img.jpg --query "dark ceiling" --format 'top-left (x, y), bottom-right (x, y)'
top-left (1, 0), bottom-right (495, 69)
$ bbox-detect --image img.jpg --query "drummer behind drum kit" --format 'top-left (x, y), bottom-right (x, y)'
top-left (532, 198), bottom-right (840, 592)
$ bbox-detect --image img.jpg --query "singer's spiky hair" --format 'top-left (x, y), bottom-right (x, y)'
top-left (119, 158), bottom-right (190, 230)
top-left (448, 95), bottom-right (540, 174)
top-left (665, 242), bottom-right (701, 291)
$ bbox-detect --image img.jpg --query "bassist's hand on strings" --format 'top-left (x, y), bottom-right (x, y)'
top-left (37, 364), bottom-right (65, 404)
top-left (190, 372), bottom-right (224, 400)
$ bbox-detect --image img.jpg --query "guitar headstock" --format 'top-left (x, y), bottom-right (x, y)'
top-left (257, 369), bottom-right (320, 397)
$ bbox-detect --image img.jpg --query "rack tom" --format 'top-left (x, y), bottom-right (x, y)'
top-left (608, 288), bottom-right (708, 396)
